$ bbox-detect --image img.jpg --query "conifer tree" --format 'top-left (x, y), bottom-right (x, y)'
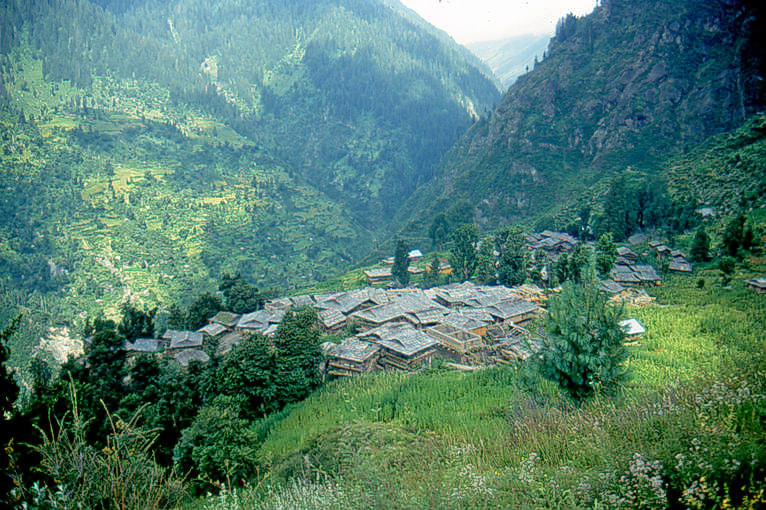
top-left (449, 224), bottom-right (479, 282)
top-left (690, 226), bottom-right (710, 262)
top-left (595, 233), bottom-right (617, 277)
top-left (475, 237), bottom-right (496, 284)
top-left (541, 281), bottom-right (626, 399)
top-left (392, 240), bottom-right (410, 287)
top-left (497, 226), bottom-right (529, 286)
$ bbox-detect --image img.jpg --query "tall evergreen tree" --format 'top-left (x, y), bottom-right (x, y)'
top-left (391, 240), bottom-right (411, 287)
top-left (595, 233), bottom-right (617, 277)
top-left (541, 281), bottom-right (627, 399)
top-left (475, 237), bottom-right (497, 284)
top-left (721, 214), bottom-right (746, 258)
top-left (497, 226), bottom-right (528, 286)
top-left (690, 226), bottom-right (710, 262)
top-left (449, 224), bottom-right (479, 282)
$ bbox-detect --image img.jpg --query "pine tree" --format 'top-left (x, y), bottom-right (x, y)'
top-left (449, 224), bottom-right (479, 282)
top-left (391, 239), bottom-right (410, 287)
top-left (595, 233), bottom-right (617, 277)
top-left (497, 226), bottom-right (528, 286)
top-left (690, 226), bottom-right (710, 262)
top-left (541, 281), bottom-right (627, 399)
top-left (475, 237), bottom-right (496, 284)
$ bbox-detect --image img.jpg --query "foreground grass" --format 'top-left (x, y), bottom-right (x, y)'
top-left (193, 274), bottom-right (765, 509)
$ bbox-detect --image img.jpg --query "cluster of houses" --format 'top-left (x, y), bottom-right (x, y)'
top-left (123, 231), bottom-right (690, 372)
top-left (321, 282), bottom-right (543, 376)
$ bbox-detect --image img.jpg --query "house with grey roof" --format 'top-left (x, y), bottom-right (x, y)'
top-left (210, 311), bottom-right (241, 329)
top-left (124, 338), bottom-right (165, 354)
top-left (237, 309), bottom-right (286, 335)
top-left (165, 330), bottom-right (204, 351)
top-left (172, 349), bottom-right (210, 367)
top-left (484, 299), bottom-right (539, 325)
top-left (325, 338), bottom-right (381, 376)
top-left (745, 277), bottom-right (766, 293)
top-left (358, 322), bottom-right (441, 370)
top-left (317, 308), bottom-right (347, 332)
top-left (600, 279), bottom-right (626, 294)
top-left (198, 322), bottom-right (227, 339)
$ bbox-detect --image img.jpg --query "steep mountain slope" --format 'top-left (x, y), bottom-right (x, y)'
top-left (400, 0), bottom-right (765, 234)
top-left (468, 34), bottom-right (551, 89)
top-left (0, 0), bottom-right (499, 329)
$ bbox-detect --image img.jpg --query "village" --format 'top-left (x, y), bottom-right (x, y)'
top-left (122, 231), bottom-right (695, 375)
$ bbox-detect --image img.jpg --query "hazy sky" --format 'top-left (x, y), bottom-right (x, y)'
top-left (399, 0), bottom-right (599, 44)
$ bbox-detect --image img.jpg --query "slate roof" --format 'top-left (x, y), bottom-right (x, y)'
top-left (628, 233), bottom-right (647, 245)
top-left (352, 292), bottom-right (445, 325)
top-left (328, 337), bottom-right (381, 363)
top-left (210, 311), bottom-right (240, 328)
top-left (484, 299), bottom-right (539, 321)
top-left (600, 279), bottom-right (626, 294)
top-left (198, 322), bottom-right (227, 337)
top-left (318, 308), bottom-right (346, 329)
top-left (124, 338), bottom-right (164, 353)
top-left (745, 277), bottom-right (766, 288)
top-left (611, 269), bottom-right (641, 284)
top-left (290, 294), bottom-right (315, 308)
top-left (619, 318), bottom-right (646, 337)
top-left (364, 267), bottom-right (393, 279)
top-left (237, 309), bottom-right (286, 331)
top-left (315, 288), bottom-right (387, 315)
top-left (631, 265), bottom-right (661, 282)
top-left (616, 246), bottom-right (638, 259)
top-left (437, 311), bottom-right (491, 332)
top-left (172, 349), bottom-right (210, 366)
top-left (359, 322), bottom-right (439, 357)
top-left (668, 260), bottom-right (693, 272)
top-left (166, 330), bottom-right (204, 350)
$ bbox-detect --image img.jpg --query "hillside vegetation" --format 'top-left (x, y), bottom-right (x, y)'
top-left (191, 273), bottom-right (765, 508)
top-left (0, 0), bottom-right (500, 367)
top-left (400, 0), bottom-right (765, 235)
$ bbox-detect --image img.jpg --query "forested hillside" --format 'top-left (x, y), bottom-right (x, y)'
top-left (468, 34), bottom-right (551, 89)
top-left (0, 0), bottom-right (499, 364)
top-left (400, 0), bottom-right (765, 235)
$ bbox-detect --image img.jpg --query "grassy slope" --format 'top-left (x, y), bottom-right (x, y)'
top-left (194, 270), bottom-right (765, 508)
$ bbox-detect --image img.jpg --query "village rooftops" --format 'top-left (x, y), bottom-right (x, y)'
top-left (745, 277), bottom-right (766, 292)
top-left (198, 322), bottom-right (227, 338)
top-left (484, 298), bottom-right (539, 322)
top-left (328, 337), bottom-right (381, 363)
top-left (437, 310), bottom-right (492, 333)
top-left (359, 322), bottom-right (439, 358)
top-left (619, 318), bottom-right (646, 338)
top-left (318, 308), bottom-right (347, 330)
top-left (210, 311), bottom-right (241, 328)
top-left (364, 268), bottom-right (393, 279)
top-left (600, 279), bottom-right (626, 294)
top-left (315, 287), bottom-right (388, 315)
top-left (124, 338), bottom-right (165, 353)
top-left (172, 349), bottom-right (210, 367)
top-left (668, 260), bottom-right (693, 273)
top-left (290, 294), bottom-right (315, 308)
top-left (165, 330), bottom-right (204, 350)
top-left (616, 246), bottom-right (638, 260)
top-left (408, 249), bottom-right (423, 260)
top-left (237, 309), bottom-right (286, 332)
top-left (631, 265), bottom-right (661, 283)
top-left (351, 291), bottom-right (445, 326)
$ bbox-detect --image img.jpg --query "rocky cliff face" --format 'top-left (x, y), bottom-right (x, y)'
top-left (401, 0), bottom-right (765, 231)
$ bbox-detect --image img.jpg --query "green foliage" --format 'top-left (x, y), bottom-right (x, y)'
top-left (690, 226), bottom-right (710, 262)
top-left (448, 224), bottom-right (479, 282)
top-left (33, 385), bottom-right (186, 509)
top-left (174, 395), bottom-right (259, 493)
top-left (475, 236), bottom-right (496, 284)
top-left (595, 233), bottom-right (616, 277)
top-left (422, 253), bottom-right (441, 288)
top-left (117, 302), bottom-right (156, 341)
top-left (391, 240), bottom-right (410, 287)
top-left (186, 293), bottom-right (222, 331)
top-left (555, 244), bottom-right (593, 284)
top-left (429, 213), bottom-right (450, 249)
top-left (540, 281), bottom-right (627, 399)
top-left (0, 315), bottom-right (21, 504)
top-left (220, 274), bottom-right (264, 315)
top-left (497, 226), bottom-right (528, 286)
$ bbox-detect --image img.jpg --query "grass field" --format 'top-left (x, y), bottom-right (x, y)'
top-left (190, 272), bottom-right (765, 509)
